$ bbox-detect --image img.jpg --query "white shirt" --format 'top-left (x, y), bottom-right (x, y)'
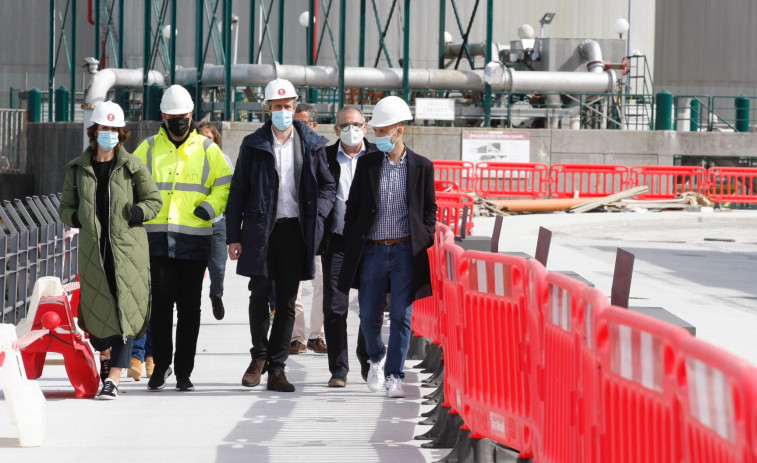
top-left (333, 141), bottom-right (365, 235)
top-left (272, 128), bottom-right (299, 219)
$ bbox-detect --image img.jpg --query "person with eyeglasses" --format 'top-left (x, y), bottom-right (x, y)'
top-left (288, 103), bottom-right (328, 356)
top-left (337, 96), bottom-right (437, 398)
top-left (320, 107), bottom-right (379, 387)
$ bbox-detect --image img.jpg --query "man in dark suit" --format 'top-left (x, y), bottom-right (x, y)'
top-left (338, 96), bottom-right (437, 398)
top-left (322, 107), bottom-right (378, 388)
top-left (226, 78), bottom-right (336, 392)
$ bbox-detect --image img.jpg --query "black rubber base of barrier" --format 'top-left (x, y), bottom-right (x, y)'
top-left (422, 398), bottom-right (443, 418)
top-left (436, 428), bottom-right (474, 462)
top-left (416, 343), bottom-right (442, 372)
top-left (420, 411), bottom-right (464, 449)
top-left (423, 382), bottom-right (444, 401)
top-left (419, 391), bottom-right (444, 425)
top-left (415, 405), bottom-right (453, 441)
top-left (422, 361), bottom-right (445, 388)
top-left (407, 334), bottom-right (430, 360)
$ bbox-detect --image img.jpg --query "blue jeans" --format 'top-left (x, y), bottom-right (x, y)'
top-left (208, 217), bottom-right (228, 300)
top-left (131, 327), bottom-right (153, 362)
top-left (358, 240), bottom-right (414, 379)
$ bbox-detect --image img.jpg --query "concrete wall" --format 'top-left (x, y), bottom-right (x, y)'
top-left (19, 122), bottom-right (757, 198)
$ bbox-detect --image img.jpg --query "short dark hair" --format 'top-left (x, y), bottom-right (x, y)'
top-left (295, 103), bottom-right (318, 122)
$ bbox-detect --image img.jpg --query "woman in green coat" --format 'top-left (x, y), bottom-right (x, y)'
top-left (59, 101), bottom-right (162, 400)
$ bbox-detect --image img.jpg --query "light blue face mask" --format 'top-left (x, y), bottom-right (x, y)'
top-left (375, 128), bottom-right (399, 153)
top-left (96, 131), bottom-right (120, 151)
top-left (271, 110), bottom-right (294, 131)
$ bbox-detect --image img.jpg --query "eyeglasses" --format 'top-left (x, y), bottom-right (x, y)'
top-left (337, 122), bottom-right (365, 131)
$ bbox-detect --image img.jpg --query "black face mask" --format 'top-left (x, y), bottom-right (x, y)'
top-left (166, 117), bottom-right (191, 138)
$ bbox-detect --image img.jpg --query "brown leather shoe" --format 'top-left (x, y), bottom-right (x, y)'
top-left (242, 359), bottom-right (268, 387)
top-left (290, 340), bottom-right (307, 354)
top-left (267, 370), bottom-right (295, 392)
top-left (307, 337), bottom-right (328, 354)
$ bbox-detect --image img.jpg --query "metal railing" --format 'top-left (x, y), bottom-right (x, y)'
top-left (1, 194), bottom-right (78, 324)
top-left (0, 109), bottom-right (27, 173)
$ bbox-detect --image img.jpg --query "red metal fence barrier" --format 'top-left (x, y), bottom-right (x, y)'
top-left (549, 164), bottom-right (631, 199)
top-left (475, 162), bottom-right (549, 199)
top-left (708, 167), bottom-right (757, 204)
top-left (433, 160), bottom-right (476, 192)
top-left (630, 165), bottom-right (709, 200)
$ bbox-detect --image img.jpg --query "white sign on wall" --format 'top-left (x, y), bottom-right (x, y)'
top-left (461, 131), bottom-right (530, 164)
top-left (414, 98), bottom-right (456, 121)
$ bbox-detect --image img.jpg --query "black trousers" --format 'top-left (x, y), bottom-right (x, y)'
top-left (150, 256), bottom-right (206, 379)
top-left (323, 233), bottom-right (369, 376)
top-left (248, 219), bottom-right (306, 372)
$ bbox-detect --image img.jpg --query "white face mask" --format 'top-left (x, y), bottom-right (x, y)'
top-left (339, 125), bottom-right (364, 147)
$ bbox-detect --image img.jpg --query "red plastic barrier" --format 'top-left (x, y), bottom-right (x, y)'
top-left (629, 165), bottom-right (709, 200)
top-left (475, 162), bottom-right (549, 199)
top-left (21, 296), bottom-right (99, 399)
top-left (411, 223), bottom-right (453, 343)
top-left (549, 164), bottom-right (630, 199)
top-left (708, 167), bottom-right (757, 203)
top-left (433, 160), bottom-right (476, 192)
top-left (436, 192), bottom-right (475, 236)
top-left (678, 337), bottom-right (757, 463)
top-left (435, 180), bottom-right (460, 192)
top-left (459, 250), bottom-right (539, 460)
top-left (596, 307), bottom-right (691, 463)
top-left (440, 237), bottom-right (466, 416)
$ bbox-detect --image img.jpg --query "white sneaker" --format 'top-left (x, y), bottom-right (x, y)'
top-left (366, 359), bottom-right (385, 392)
top-left (386, 375), bottom-right (406, 398)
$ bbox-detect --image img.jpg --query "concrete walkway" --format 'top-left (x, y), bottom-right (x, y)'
top-left (2, 210), bottom-right (756, 461)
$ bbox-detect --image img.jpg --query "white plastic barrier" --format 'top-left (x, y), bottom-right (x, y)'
top-left (0, 324), bottom-right (46, 447)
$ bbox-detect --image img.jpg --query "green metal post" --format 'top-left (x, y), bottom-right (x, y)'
top-left (307, 0), bottom-right (315, 66)
top-left (143, 0), bottom-right (151, 120)
top-left (484, 0), bottom-right (492, 126)
top-left (359, 0), bottom-right (366, 67)
top-left (402, 0), bottom-right (410, 103)
top-left (147, 84), bottom-right (163, 121)
top-left (95, 0), bottom-right (100, 61)
top-left (735, 95), bottom-right (750, 133)
top-left (118, 0), bottom-right (124, 67)
top-left (170, 0), bottom-right (177, 85)
top-left (249, 0), bottom-right (256, 64)
top-left (28, 88), bottom-right (43, 122)
top-left (195, 0), bottom-right (203, 120)
top-left (690, 99), bottom-right (700, 132)
top-left (55, 86), bottom-right (70, 121)
top-left (338, 0), bottom-right (346, 108)
top-left (655, 90), bottom-right (673, 130)
top-left (71, 0), bottom-right (76, 121)
top-left (278, 0), bottom-right (285, 62)
top-left (224, 0), bottom-right (232, 120)
top-left (48, 0), bottom-right (54, 122)
top-left (438, 0), bottom-right (446, 69)
top-left (114, 88), bottom-right (130, 119)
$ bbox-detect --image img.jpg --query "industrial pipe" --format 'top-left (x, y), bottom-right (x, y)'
top-left (443, 42), bottom-right (507, 59)
top-left (82, 68), bottom-right (165, 148)
top-left (579, 39), bottom-right (605, 73)
top-left (173, 63), bottom-right (616, 94)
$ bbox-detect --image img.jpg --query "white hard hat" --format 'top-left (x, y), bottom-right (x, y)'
top-left (160, 85), bottom-right (194, 115)
top-left (368, 96), bottom-right (412, 127)
top-left (90, 101), bottom-right (126, 127)
top-left (264, 78), bottom-right (298, 103)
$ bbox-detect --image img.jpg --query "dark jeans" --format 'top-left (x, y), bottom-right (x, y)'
top-left (248, 219), bottom-right (306, 372)
top-left (131, 327), bottom-right (152, 362)
top-left (323, 233), bottom-right (369, 376)
top-left (150, 256), bottom-right (206, 379)
top-left (208, 217), bottom-right (227, 300)
top-left (90, 335), bottom-right (134, 369)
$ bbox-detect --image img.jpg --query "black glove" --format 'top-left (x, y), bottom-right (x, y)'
top-left (193, 206), bottom-right (211, 221)
top-left (128, 205), bottom-right (144, 226)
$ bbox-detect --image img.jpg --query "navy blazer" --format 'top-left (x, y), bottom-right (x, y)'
top-left (337, 146), bottom-right (437, 301)
top-left (226, 120), bottom-right (336, 279)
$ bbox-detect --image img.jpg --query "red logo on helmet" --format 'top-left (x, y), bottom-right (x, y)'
top-left (277, 88), bottom-right (285, 95)
top-left (107, 113), bottom-right (115, 121)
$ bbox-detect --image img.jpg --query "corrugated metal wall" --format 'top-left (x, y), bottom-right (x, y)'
top-left (654, 0), bottom-right (757, 97)
top-left (2, 0), bottom-right (657, 108)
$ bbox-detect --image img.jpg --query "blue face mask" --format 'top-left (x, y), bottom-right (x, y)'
top-left (271, 110), bottom-right (293, 131)
top-left (96, 131), bottom-right (120, 151)
top-left (375, 128), bottom-right (399, 153)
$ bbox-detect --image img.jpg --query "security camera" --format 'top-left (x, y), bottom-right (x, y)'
top-left (83, 57), bottom-right (100, 74)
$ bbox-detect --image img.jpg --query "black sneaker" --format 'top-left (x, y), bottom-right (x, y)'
top-left (99, 355), bottom-right (111, 384)
top-left (147, 366), bottom-right (172, 391)
top-left (97, 379), bottom-right (118, 400)
top-left (211, 298), bottom-right (225, 320)
top-left (176, 377), bottom-right (195, 391)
